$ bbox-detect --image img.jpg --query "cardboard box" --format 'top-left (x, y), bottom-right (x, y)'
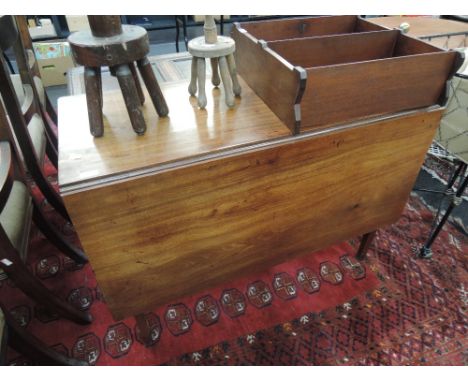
top-left (28, 18), bottom-right (57, 40)
top-left (66, 15), bottom-right (90, 32)
top-left (33, 42), bottom-right (75, 87)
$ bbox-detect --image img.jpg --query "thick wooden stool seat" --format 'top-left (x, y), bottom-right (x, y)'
top-left (68, 16), bottom-right (169, 137)
top-left (68, 25), bottom-right (149, 67)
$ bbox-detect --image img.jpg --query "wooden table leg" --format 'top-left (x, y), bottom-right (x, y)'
top-left (115, 64), bottom-right (146, 135)
top-left (210, 58), bottom-right (220, 87)
top-left (218, 56), bottom-right (235, 108)
top-left (226, 53), bottom-right (241, 96)
top-left (197, 57), bottom-right (207, 108)
top-left (188, 56), bottom-right (198, 96)
top-left (84, 66), bottom-right (104, 137)
top-left (129, 62), bottom-right (145, 106)
top-left (356, 231), bottom-right (376, 260)
top-left (136, 57), bottom-right (169, 117)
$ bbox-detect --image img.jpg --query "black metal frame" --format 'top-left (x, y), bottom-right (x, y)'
top-left (417, 160), bottom-right (468, 259)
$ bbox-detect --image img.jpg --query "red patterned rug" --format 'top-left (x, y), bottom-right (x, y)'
top-left (1, 159), bottom-right (467, 366)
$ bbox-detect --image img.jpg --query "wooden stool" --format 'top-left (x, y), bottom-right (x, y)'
top-left (188, 16), bottom-right (241, 109)
top-left (68, 16), bottom-right (169, 137)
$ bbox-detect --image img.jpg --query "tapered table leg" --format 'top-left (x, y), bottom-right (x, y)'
top-left (210, 58), bottom-right (220, 87)
top-left (218, 56), bottom-right (235, 108)
top-left (115, 64), bottom-right (146, 135)
top-left (226, 54), bottom-right (241, 96)
top-left (197, 57), bottom-right (207, 108)
top-left (129, 62), bottom-right (145, 105)
top-left (188, 57), bottom-right (198, 96)
top-left (356, 231), bottom-right (376, 260)
top-left (84, 66), bottom-right (104, 137)
top-left (137, 57), bottom-right (169, 117)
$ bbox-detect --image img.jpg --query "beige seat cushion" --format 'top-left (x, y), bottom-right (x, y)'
top-left (33, 75), bottom-right (46, 108)
top-left (10, 74), bottom-right (25, 105)
top-left (27, 113), bottom-right (47, 162)
top-left (435, 48), bottom-right (468, 164)
top-left (0, 181), bottom-right (32, 280)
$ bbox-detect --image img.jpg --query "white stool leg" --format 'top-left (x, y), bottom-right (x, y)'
top-left (210, 58), bottom-right (221, 87)
top-left (188, 57), bottom-right (198, 96)
top-left (218, 56), bottom-right (235, 108)
top-left (227, 54), bottom-right (241, 96)
top-left (197, 57), bottom-right (207, 108)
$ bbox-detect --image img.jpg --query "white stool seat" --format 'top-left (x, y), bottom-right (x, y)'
top-left (188, 35), bottom-right (236, 58)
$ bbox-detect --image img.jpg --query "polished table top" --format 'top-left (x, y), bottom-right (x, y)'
top-left (59, 54), bottom-right (291, 193)
top-left (369, 16), bottom-right (468, 48)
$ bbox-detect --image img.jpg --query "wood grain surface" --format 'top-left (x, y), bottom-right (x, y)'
top-left (231, 26), bottom-right (303, 133)
top-left (240, 16), bottom-right (358, 41)
top-left (269, 30), bottom-right (399, 68)
top-left (368, 16), bottom-right (468, 37)
top-left (368, 16), bottom-right (468, 49)
top-left (58, 76), bottom-right (291, 190)
top-left (62, 107), bottom-right (443, 319)
top-left (301, 51), bottom-right (456, 130)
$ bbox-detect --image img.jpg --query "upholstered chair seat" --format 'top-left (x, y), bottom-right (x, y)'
top-left (0, 181), bottom-right (32, 280)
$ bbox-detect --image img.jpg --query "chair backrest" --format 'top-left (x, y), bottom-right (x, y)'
top-left (436, 47), bottom-right (468, 164)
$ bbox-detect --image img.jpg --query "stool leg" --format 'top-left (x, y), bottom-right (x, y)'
top-left (129, 62), bottom-right (145, 105)
top-left (188, 56), bottom-right (198, 96)
top-left (115, 64), bottom-right (146, 135)
top-left (137, 57), bottom-right (169, 117)
top-left (218, 56), bottom-right (235, 108)
top-left (84, 67), bottom-right (104, 137)
top-left (96, 66), bottom-right (103, 108)
top-left (210, 58), bottom-right (221, 87)
top-left (197, 57), bottom-right (207, 109)
top-left (226, 54), bottom-right (241, 96)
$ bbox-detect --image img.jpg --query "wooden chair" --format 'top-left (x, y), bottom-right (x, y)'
top-left (0, 15), bottom-right (69, 221)
top-left (13, 15), bottom-right (59, 156)
top-left (0, 116), bottom-right (90, 325)
top-left (0, 303), bottom-right (88, 365)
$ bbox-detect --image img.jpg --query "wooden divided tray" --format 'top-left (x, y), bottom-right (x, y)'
top-left (232, 16), bottom-right (463, 133)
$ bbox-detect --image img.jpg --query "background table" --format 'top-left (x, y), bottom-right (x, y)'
top-left (369, 16), bottom-right (468, 48)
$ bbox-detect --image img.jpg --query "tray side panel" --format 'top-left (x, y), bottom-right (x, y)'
top-left (394, 33), bottom-right (442, 55)
top-left (269, 30), bottom-right (399, 68)
top-left (355, 18), bottom-right (389, 32)
top-left (301, 51), bottom-right (456, 130)
top-left (63, 109), bottom-right (442, 320)
top-left (240, 15), bottom-right (357, 41)
top-left (232, 26), bottom-right (300, 133)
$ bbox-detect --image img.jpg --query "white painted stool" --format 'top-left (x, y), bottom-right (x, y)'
top-left (188, 16), bottom-right (241, 108)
